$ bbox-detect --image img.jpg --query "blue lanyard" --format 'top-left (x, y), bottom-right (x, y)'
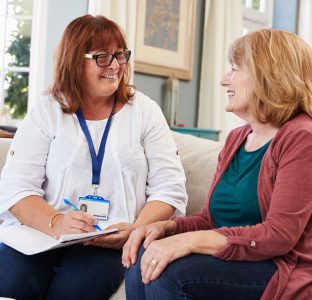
top-left (75, 100), bottom-right (116, 189)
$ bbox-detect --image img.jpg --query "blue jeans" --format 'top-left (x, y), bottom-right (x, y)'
top-left (0, 243), bottom-right (124, 300)
top-left (125, 245), bottom-right (277, 300)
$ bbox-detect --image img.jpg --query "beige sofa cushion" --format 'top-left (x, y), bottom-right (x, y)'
top-left (172, 131), bottom-right (224, 216)
top-left (0, 138), bottom-right (11, 171)
top-left (0, 138), bottom-right (11, 225)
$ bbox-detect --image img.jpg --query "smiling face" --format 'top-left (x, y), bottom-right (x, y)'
top-left (220, 62), bottom-right (254, 121)
top-left (83, 45), bottom-right (126, 102)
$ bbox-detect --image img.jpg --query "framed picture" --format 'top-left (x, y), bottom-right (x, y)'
top-left (135, 0), bottom-right (197, 80)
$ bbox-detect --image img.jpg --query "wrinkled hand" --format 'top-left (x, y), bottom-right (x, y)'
top-left (122, 220), bottom-right (176, 268)
top-left (84, 222), bottom-right (135, 249)
top-left (140, 234), bottom-right (192, 284)
top-left (54, 210), bottom-right (98, 236)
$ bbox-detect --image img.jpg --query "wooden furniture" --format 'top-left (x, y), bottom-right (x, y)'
top-left (0, 129), bottom-right (14, 138)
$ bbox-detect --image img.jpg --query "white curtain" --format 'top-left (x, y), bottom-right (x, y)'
top-left (298, 0), bottom-right (312, 47)
top-left (197, 0), bottom-right (243, 140)
top-left (88, 0), bottom-right (137, 82)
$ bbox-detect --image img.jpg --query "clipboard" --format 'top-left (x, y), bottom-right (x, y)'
top-left (0, 224), bottom-right (118, 255)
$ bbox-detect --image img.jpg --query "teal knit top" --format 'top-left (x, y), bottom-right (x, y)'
top-left (210, 140), bottom-right (271, 228)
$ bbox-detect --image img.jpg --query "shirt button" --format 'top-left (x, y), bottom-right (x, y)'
top-left (250, 240), bottom-right (256, 248)
top-left (9, 150), bottom-right (15, 156)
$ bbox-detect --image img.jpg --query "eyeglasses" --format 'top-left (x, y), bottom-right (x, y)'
top-left (84, 50), bottom-right (131, 67)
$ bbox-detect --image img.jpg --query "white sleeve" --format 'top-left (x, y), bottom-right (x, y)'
top-left (0, 99), bottom-right (55, 213)
top-left (142, 98), bottom-right (188, 216)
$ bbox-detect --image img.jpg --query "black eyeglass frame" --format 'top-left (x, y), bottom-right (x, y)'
top-left (84, 50), bottom-right (131, 67)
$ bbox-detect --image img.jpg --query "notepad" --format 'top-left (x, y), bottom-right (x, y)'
top-left (0, 224), bottom-right (118, 255)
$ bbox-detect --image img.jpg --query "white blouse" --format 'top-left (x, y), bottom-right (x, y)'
top-left (0, 91), bottom-right (187, 227)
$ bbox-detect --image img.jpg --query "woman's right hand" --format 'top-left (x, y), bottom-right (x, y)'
top-left (122, 220), bottom-right (176, 268)
top-left (53, 210), bottom-right (98, 237)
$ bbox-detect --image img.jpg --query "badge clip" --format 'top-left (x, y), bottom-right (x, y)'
top-left (93, 184), bottom-right (99, 196)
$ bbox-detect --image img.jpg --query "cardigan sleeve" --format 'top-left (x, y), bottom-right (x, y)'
top-left (213, 126), bottom-right (312, 261)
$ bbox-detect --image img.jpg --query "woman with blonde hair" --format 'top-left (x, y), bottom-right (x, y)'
top-left (123, 29), bottom-right (312, 299)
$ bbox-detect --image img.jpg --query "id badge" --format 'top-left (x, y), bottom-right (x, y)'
top-left (79, 195), bottom-right (110, 221)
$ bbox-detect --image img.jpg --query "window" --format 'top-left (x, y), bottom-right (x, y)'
top-left (0, 0), bottom-right (47, 124)
top-left (242, 0), bottom-right (274, 34)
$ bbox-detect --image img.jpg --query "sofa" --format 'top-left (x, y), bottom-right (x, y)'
top-left (0, 132), bottom-right (224, 299)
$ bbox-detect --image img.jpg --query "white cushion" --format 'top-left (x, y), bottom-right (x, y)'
top-left (0, 138), bottom-right (11, 172)
top-left (0, 138), bottom-right (12, 226)
top-left (172, 131), bottom-right (224, 215)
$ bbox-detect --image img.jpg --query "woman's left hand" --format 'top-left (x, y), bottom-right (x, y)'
top-left (84, 222), bottom-right (135, 249)
top-left (140, 233), bottom-right (192, 284)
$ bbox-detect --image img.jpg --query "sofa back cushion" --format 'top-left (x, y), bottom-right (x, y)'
top-left (172, 132), bottom-right (224, 216)
top-left (0, 138), bottom-right (11, 172)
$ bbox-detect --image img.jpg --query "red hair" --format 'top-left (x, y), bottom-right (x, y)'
top-left (48, 15), bottom-right (134, 113)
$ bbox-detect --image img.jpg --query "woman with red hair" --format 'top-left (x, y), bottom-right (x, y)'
top-left (0, 15), bottom-right (187, 299)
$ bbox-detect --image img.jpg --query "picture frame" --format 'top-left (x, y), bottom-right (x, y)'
top-left (135, 0), bottom-right (197, 80)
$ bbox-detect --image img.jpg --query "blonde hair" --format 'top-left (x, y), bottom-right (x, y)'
top-left (229, 29), bottom-right (312, 127)
top-left (48, 15), bottom-right (134, 113)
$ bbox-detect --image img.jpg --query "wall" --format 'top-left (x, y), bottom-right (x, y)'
top-left (134, 0), bottom-right (205, 127)
top-left (44, 0), bottom-right (89, 88)
top-left (273, 0), bottom-right (298, 32)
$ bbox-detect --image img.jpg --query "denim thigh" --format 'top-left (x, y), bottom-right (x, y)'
top-left (0, 243), bottom-right (124, 300)
top-left (45, 244), bottom-right (124, 300)
top-left (0, 243), bottom-right (64, 300)
top-left (126, 245), bottom-right (277, 300)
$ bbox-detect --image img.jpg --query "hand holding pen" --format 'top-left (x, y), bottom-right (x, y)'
top-left (64, 198), bottom-right (102, 231)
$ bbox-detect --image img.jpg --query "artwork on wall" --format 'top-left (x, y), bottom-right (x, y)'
top-left (135, 0), bottom-right (197, 80)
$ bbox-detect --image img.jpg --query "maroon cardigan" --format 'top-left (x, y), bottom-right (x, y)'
top-left (175, 114), bottom-right (312, 299)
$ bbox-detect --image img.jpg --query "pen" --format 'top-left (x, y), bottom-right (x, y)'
top-left (63, 198), bottom-right (102, 231)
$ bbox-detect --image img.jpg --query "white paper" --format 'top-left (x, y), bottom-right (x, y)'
top-left (0, 224), bottom-right (118, 255)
